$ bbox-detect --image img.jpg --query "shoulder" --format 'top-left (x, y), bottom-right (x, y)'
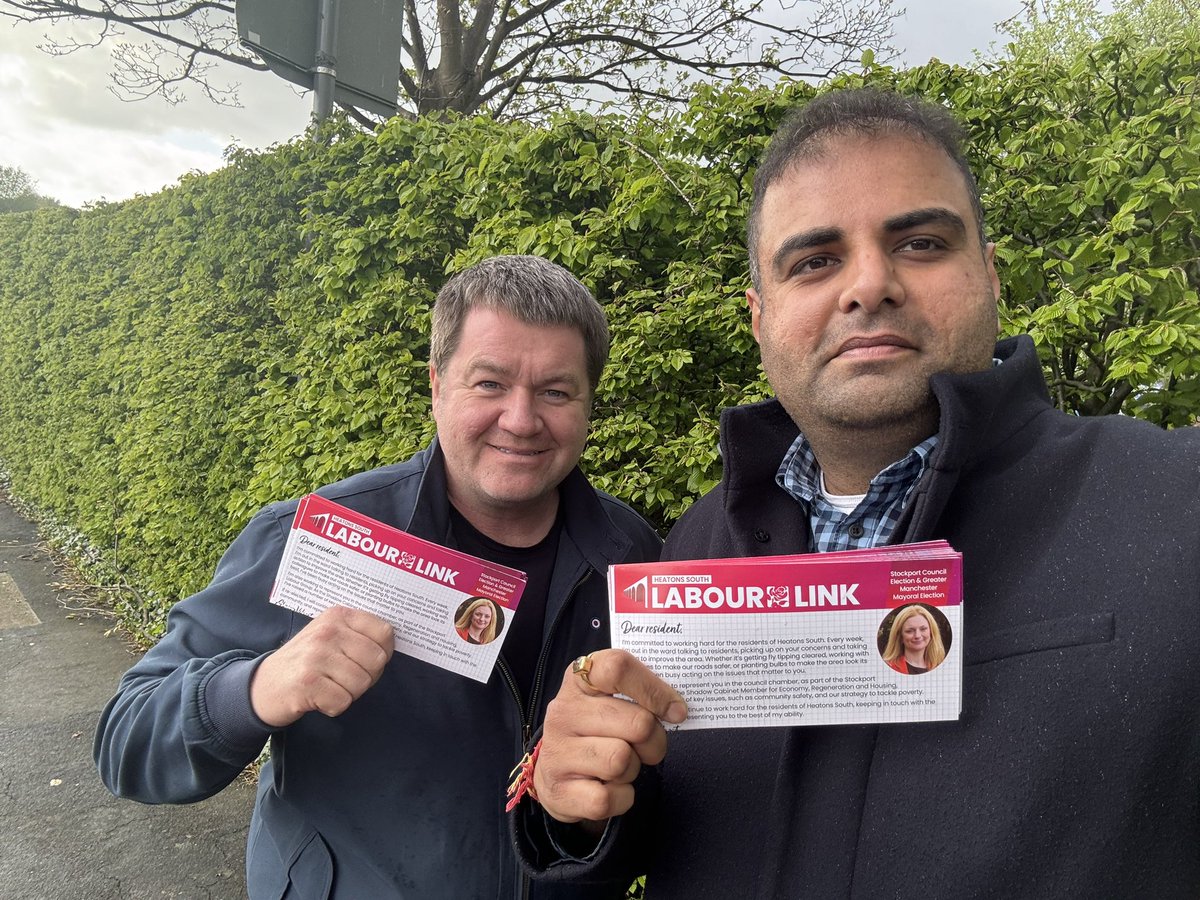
top-left (318, 449), bottom-right (434, 509)
top-left (660, 399), bottom-right (792, 562)
top-left (253, 447), bottom-right (435, 532)
top-left (973, 410), bottom-right (1200, 573)
top-left (591, 488), bottom-right (662, 558)
top-left (1051, 406), bottom-right (1200, 448)
top-left (1032, 410), bottom-right (1200, 493)
top-left (1101, 416), bottom-right (1200, 456)
top-left (663, 488), bottom-right (729, 562)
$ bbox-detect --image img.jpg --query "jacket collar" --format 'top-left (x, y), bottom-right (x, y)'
top-left (899, 334), bottom-right (1051, 541)
top-left (715, 335), bottom-right (1053, 544)
top-left (717, 396), bottom-right (805, 496)
top-left (926, 334), bottom-right (1051, 474)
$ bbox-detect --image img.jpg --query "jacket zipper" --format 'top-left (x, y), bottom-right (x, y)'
top-left (497, 657), bottom-right (533, 900)
top-left (497, 569), bottom-right (592, 900)
top-left (527, 570), bottom-right (590, 733)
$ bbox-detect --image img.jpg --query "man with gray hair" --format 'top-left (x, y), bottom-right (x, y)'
top-left (521, 89), bottom-right (1200, 897)
top-left (95, 255), bottom-right (660, 898)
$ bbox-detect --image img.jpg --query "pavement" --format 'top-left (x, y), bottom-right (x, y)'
top-left (0, 493), bottom-right (255, 900)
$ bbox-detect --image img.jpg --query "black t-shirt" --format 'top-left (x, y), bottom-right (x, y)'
top-left (447, 505), bottom-right (560, 704)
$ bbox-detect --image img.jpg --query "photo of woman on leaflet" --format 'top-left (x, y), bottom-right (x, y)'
top-left (454, 597), bottom-right (503, 645)
top-left (879, 604), bottom-right (951, 675)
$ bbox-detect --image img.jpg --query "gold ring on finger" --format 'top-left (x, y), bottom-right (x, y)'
top-left (572, 653), bottom-right (594, 687)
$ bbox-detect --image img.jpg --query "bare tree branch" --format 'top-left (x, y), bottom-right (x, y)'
top-left (1, 0), bottom-right (899, 118)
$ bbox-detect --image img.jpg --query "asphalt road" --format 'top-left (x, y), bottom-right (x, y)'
top-left (0, 493), bottom-right (255, 899)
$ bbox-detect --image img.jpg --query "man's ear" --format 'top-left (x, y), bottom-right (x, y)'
top-left (984, 242), bottom-right (1001, 303)
top-left (747, 289), bottom-right (764, 343)
top-left (429, 364), bottom-right (440, 408)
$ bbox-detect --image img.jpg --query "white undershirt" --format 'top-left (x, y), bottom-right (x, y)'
top-left (818, 471), bottom-right (867, 516)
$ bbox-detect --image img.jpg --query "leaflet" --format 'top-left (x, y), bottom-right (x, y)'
top-left (609, 541), bottom-right (962, 729)
top-left (270, 494), bottom-right (526, 683)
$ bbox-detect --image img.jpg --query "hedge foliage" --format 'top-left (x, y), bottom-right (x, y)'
top-left (0, 37), bottom-right (1196, 642)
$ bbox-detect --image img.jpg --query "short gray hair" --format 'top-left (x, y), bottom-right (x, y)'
top-left (747, 88), bottom-right (987, 294)
top-left (430, 255), bottom-right (610, 391)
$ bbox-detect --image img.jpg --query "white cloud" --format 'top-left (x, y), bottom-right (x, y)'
top-left (1, 18), bottom-right (309, 206)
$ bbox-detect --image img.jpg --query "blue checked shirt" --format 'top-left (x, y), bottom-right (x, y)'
top-left (776, 433), bottom-right (938, 553)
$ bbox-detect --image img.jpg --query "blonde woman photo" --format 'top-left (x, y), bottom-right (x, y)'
top-left (881, 604), bottom-right (947, 675)
top-left (454, 597), bottom-right (501, 645)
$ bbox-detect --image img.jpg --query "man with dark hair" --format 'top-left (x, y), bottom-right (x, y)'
top-left (520, 88), bottom-right (1200, 897)
top-left (95, 255), bottom-right (661, 899)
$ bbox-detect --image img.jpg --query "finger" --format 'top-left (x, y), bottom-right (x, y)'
top-left (315, 643), bottom-right (388, 695)
top-left (544, 693), bottom-right (669, 765)
top-left (323, 606), bottom-right (395, 650)
top-left (570, 649), bottom-right (687, 724)
top-left (534, 734), bottom-right (641, 823)
top-left (308, 676), bottom-right (356, 717)
top-left (549, 734), bottom-right (645, 785)
top-left (296, 610), bottom-right (394, 679)
top-left (602, 738), bottom-right (644, 785)
top-left (539, 776), bottom-right (637, 824)
top-left (339, 628), bottom-right (394, 677)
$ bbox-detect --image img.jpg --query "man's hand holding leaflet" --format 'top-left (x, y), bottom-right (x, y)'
top-left (250, 606), bottom-right (395, 727)
top-left (535, 649), bottom-right (686, 825)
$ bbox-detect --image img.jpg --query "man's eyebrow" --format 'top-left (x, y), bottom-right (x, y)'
top-left (466, 359), bottom-right (583, 389)
top-left (770, 227), bottom-right (843, 276)
top-left (464, 359), bottom-right (514, 379)
top-left (884, 207), bottom-right (967, 238)
top-left (540, 372), bottom-right (584, 390)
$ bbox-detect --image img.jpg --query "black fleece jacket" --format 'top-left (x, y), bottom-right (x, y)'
top-left (523, 335), bottom-right (1200, 900)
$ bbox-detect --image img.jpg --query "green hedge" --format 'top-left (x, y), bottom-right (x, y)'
top-left (0, 39), bottom-right (1196, 643)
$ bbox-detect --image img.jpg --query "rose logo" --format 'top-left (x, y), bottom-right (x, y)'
top-left (767, 585), bottom-right (790, 608)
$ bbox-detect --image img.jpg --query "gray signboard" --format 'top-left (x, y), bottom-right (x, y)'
top-left (237, 0), bottom-right (403, 117)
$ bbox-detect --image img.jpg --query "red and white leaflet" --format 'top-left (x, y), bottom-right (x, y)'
top-left (609, 542), bottom-right (963, 729)
top-left (270, 494), bottom-right (526, 683)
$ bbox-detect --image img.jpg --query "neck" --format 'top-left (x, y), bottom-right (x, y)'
top-left (905, 649), bottom-right (927, 667)
top-left (804, 417), bottom-right (937, 495)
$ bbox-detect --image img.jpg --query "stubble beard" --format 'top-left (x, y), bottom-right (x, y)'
top-left (757, 282), bottom-right (999, 456)
top-left (762, 342), bottom-right (941, 445)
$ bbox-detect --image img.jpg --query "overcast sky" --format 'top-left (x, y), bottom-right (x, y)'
top-left (0, 1), bottom-right (1024, 208)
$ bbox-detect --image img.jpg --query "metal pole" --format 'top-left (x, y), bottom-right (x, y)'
top-left (313, 0), bottom-right (338, 123)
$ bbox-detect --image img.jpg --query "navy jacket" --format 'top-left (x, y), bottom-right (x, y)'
top-left (524, 336), bottom-right (1200, 898)
top-left (95, 442), bottom-right (661, 899)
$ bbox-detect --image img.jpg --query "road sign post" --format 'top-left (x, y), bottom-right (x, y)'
top-left (236, 0), bottom-right (403, 121)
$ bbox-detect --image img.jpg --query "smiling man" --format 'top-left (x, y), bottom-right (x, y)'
top-left (94, 255), bottom-right (661, 899)
top-left (520, 89), bottom-right (1200, 898)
